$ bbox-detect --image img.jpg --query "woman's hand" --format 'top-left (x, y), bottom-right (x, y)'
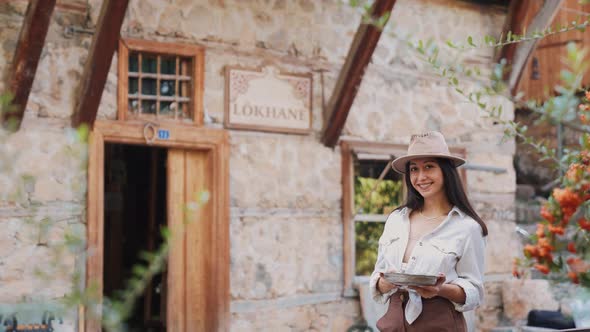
top-left (378, 271), bottom-right (399, 294)
top-left (409, 273), bottom-right (446, 299)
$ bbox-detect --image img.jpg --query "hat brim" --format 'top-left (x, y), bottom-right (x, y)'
top-left (391, 154), bottom-right (466, 174)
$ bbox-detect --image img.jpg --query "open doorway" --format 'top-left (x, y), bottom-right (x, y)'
top-left (103, 143), bottom-right (168, 331)
top-left (86, 120), bottom-right (229, 331)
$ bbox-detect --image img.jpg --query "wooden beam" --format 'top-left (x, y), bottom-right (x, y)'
top-left (4, 0), bottom-right (56, 131)
top-left (495, 0), bottom-right (529, 65)
top-left (506, 0), bottom-right (565, 95)
top-left (321, 0), bottom-right (396, 148)
top-left (71, 0), bottom-right (130, 128)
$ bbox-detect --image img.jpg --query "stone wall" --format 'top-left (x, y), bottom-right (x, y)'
top-left (0, 0), bottom-right (530, 331)
top-left (0, 2), bottom-right (92, 330)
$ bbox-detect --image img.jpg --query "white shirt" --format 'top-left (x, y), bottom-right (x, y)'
top-left (369, 206), bottom-right (486, 324)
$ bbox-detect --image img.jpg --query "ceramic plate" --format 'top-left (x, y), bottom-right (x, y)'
top-left (383, 272), bottom-right (438, 286)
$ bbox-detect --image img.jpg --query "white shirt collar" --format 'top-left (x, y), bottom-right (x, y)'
top-left (450, 206), bottom-right (465, 218)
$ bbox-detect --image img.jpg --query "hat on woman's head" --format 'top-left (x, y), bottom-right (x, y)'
top-left (391, 131), bottom-right (465, 174)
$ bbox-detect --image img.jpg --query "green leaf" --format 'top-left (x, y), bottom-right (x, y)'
top-left (160, 227), bottom-right (171, 240)
top-left (132, 265), bottom-right (147, 277)
top-left (467, 36), bottom-right (476, 47)
top-left (376, 12), bottom-right (390, 29)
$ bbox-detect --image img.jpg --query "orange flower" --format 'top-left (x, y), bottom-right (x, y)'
top-left (561, 206), bottom-right (577, 225)
top-left (584, 90), bottom-right (590, 100)
top-left (524, 244), bottom-right (539, 257)
top-left (540, 205), bottom-right (555, 223)
top-left (512, 258), bottom-right (521, 278)
top-left (567, 242), bottom-right (577, 253)
top-left (536, 224), bottom-right (546, 238)
top-left (579, 218), bottom-right (590, 231)
top-left (581, 114), bottom-right (589, 124)
top-left (512, 268), bottom-right (521, 278)
top-left (553, 188), bottom-right (583, 210)
top-left (534, 264), bottom-right (550, 274)
top-left (565, 163), bottom-right (583, 182)
top-left (537, 246), bottom-right (553, 260)
top-left (537, 237), bottom-right (553, 250)
top-left (567, 256), bottom-right (590, 273)
top-left (548, 225), bottom-right (565, 235)
top-left (568, 271), bottom-right (580, 284)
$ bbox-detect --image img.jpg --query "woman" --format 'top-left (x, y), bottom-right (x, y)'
top-left (371, 131), bottom-right (487, 332)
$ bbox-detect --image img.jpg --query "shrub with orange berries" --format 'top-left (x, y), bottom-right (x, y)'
top-left (516, 92), bottom-right (590, 288)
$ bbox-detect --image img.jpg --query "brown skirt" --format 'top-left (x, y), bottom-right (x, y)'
top-left (376, 292), bottom-right (467, 332)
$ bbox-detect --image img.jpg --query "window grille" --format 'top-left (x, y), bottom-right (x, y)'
top-left (118, 39), bottom-right (204, 124)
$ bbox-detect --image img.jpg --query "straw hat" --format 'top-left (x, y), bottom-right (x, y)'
top-left (391, 131), bottom-right (465, 174)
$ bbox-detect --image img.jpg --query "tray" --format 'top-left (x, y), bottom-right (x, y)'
top-left (383, 272), bottom-right (438, 286)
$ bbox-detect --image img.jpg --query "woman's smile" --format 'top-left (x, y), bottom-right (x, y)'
top-left (416, 182), bottom-right (434, 191)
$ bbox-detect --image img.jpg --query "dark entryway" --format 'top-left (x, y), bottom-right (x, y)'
top-left (103, 143), bottom-right (167, 332)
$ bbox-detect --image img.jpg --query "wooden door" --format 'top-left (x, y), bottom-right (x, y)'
top-left (167, 149), bottom-right (212, 332)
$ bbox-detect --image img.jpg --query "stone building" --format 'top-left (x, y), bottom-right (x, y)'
top-left (0, 0), bottom-right (527, 331)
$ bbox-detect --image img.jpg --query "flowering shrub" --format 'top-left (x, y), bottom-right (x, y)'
top-left (515, 92), bottom-right (590, 287)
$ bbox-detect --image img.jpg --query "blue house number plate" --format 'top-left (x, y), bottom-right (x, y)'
top-left (158, 129), bottom-right (170, 140)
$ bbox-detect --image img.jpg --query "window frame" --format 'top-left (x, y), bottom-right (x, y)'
top-left (340, 139), bottom-right (467, 296)
top-left (118, 38), bottom-right (205, 125)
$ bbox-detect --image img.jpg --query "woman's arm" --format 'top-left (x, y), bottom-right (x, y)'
top-left (369, 245), bottom-right (399, 304)
top-left (370, 212), bottom-right (402, 303)
top-left (448, 223), bottom-right (486, 311)
top-left (438, 283), bottom-right (466, 304)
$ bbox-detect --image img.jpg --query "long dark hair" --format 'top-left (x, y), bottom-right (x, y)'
top-left (396, 158), bottom-right (488, 236)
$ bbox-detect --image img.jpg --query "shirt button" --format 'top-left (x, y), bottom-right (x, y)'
top-left (411, 257), bottom-right (416, 260)
top-left (419, 242), bottom-right (423, 246)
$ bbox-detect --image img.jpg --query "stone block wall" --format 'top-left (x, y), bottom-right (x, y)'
top-left (0, 124), bottom-right (86, 330)
top-left (0, 0), bottom-right (531, 330)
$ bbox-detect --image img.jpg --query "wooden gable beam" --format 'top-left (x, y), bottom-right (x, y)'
top-left (495, 0), bottom-right (528, 66)
top-left (4, 0), bottom-right (56, 131)
top-left (321, 0), bottom-right (397, 148)
top-left (504, 0), bottom-right (565, 95)
top-left (71, 0), bottom-right (130, 129)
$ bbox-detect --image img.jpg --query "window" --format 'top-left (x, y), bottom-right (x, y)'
top-left (118, 39), bottom-right (204, 124)
top-left (354, 155), bottom-right (404, 276)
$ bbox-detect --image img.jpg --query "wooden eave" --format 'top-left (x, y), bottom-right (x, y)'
top-left (4, 0), bottom-right (56, 131)
top-left (498, 0), bottom-right (565, 95)
top-left (320, 0), bottom-right (397, 148)
top-left (71, 0), bottom-right (130, 129)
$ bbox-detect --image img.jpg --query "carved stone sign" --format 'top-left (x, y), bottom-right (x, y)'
top-left (225, 66), bottom-right (312, 134)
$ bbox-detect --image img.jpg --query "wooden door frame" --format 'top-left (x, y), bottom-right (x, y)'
top-left (85, 119), bottom-right (229, 331)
